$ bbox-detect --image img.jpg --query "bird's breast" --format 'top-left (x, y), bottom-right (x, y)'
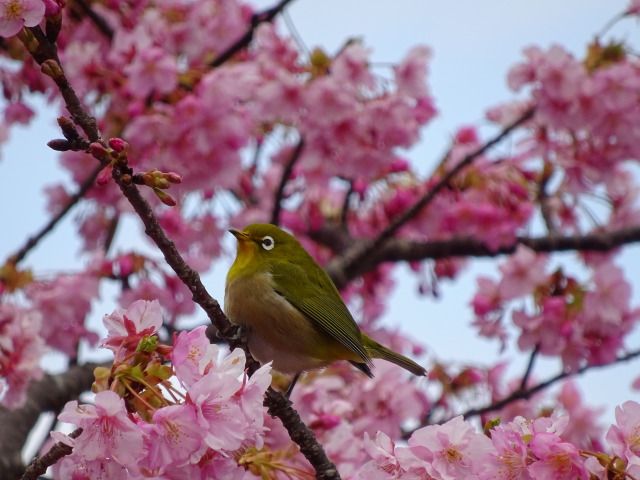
top-left (224, 271), bottom-right (348, 374)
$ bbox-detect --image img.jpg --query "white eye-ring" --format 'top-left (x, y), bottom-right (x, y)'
top-left (261, 236), bottom-right (275, 250)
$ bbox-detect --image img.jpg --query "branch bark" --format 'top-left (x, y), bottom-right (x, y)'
top-left (461, 347), bottom-right (640, 420)
top-left (210, 0), bottom-right (297, 67)
top-left (0, 364), bottom-right (98, 480)
top-left (316, 224), bottom-right (640, 288)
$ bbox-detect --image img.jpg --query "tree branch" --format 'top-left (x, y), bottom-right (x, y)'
top-left (21, 428), bottom-right (82, 480)
top-left (265, 389), bottom-right (340, 480)
top-left (25, 21), bottom-right (341, 480)
top-left (210, 0), bottom-right (297, 67)
top-left (519, 345), bottom-right (539, 391)
top-left (270, 138), bottom-right (304, 226)
top-left (331, 108), bottom-right (535, 286)
top-left (0, 363), bottom-right (99, 479)
top-left (318, 224), bottom-right (640, 288)
top-left (72, 0), bottom-right (114, 40)
top-left (461, 348), bottom-right (640, 420)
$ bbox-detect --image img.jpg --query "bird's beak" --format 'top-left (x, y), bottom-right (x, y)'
top-left (229, 229), bottom-right (250, 242)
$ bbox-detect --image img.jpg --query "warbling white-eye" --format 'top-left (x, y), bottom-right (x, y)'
top-left (224, 223), bottom-right (426, 393)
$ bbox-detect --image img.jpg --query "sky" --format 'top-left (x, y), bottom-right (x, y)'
top-left (1, 0), bottom-right (640, 428)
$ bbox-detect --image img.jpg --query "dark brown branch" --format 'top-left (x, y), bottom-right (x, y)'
top-left (7, 163), bottom-right (102, 265)
top-left (270, 138), bottom-right (304, 226)
top-left (210, 0), bottom-right (296, 67)
top-left (333, 108), bottom-right (535, 285)
top-left (265, 389), bottom-right (340, 480)
top-left (519, 345), bottom-right (539, 391)
top-left (27, 26), bottom-right (102, 143)
top-left (73, 0), bottom-right (115, 40)
top-left (0, 363), bottom-right (99, 479)
top-left (21, 428), bottom-right (82, 480)
top-left (24, 22), bottom-right (340, 480)
top-left (319, 224), bottom-right (640, 289)
top-left (461, 347), bottom-right (640, 420)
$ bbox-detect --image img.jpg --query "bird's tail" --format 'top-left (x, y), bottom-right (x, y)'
top-left (362, 333), bottom-right (427, 377)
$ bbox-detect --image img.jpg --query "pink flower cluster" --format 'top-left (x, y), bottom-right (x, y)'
top-left (472, 246), bottom-right (640, 370)
top-left (359, 407), bottom-right (640, 480)
top-left (0, 304), bottom-right (44, 408)
top-left (54, 300), bottom-right (271, 479)
top-left (0, 0), bottom-right (45, 38)
top-left (0, 272), bottom-right (98, 407)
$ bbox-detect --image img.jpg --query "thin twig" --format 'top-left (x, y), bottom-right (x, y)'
top-left (7, 163), bottom-right (102, 265)
top-left (210, 0), bottom-right (297, 67)
top-left (73, 0), bottom-right (114, 40)
top-left (519, 345), bottom-right (539, 391)
top-left (21, 428), bottom-right (82, 480)
top-left (340, 180), bottom-right (354, 227)
top-left (271, 138), bottom-right (304, 225)
top-left (461, 347), bottom-right (640, 420)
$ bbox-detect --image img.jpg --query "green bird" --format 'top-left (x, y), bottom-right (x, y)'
top-left (224, 223), bottom-right (426, 393)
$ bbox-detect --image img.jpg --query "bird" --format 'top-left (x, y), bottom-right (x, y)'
top-left (224, 223), bottom-right (426, 394)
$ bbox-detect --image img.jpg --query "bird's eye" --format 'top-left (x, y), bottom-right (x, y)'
top-left (261, 236), bottom-right (275, 250)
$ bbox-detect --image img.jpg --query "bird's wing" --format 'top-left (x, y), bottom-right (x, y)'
top-left (269, 260), bottom-right (371, 364)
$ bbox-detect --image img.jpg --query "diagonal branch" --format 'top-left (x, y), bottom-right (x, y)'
top-left (210, 0), bottom-right (297, 67)
top-left (73, 0), bottom-right (114, 40)
top-left (21, 428), bottom-right (82, 480)
top-left (461, 347), bottom-right (640, 420)
top-left (332, 107), bottom-right (535, 285)
top-left (25, 20), bottom-right (341, 480)
top-left (271, 138), bottom-right (304, 226)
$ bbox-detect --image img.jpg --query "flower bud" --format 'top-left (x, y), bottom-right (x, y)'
top-left (40, 59), bottom-right (64, 80)
top-left (90, 142), bottom-right (110, 161)
top-left (47, 138), bottom-right (71, 151)
top-left (153, 188), bottom-right (178, 206)
top-left (163, 171), bottom-right (183, 184)
top-left (108, 137), bottom-right (129, 153)
top-left (97, 164), bottom-right (113, 186)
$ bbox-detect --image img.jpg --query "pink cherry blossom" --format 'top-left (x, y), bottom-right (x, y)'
top-left (359, 432), bottom-right (407, 480)
top-left (478, 427), bottom-right (532, 480)
top-left (170, 325), bottom-right (218, 387)
top-left (606, 400), bottom-right (640, 467)
top-left (556, 381), bottom-right (605, 451)
top-left (139, 403), bottom-right (206, 472)
top-left (403, 415), bottom-right (494, 480)
top-left (528, 432), bottom-right (589, 480)
top-left (52, 455), bottom-right (135, 480)
top-left (25, 273), bottom-right (100, 356)
top-left (58, 390), bottom-right (144, 468)
top-left (101, 299), bottom-right (163, 359)
top-left (0, 304), bottom-right (45, 408)
top-left (394, 45), bottom-right (432, 99)
top-left (498, 245), bottom-right (549, 300)
top-left (332, 43), bottom-right (376, 89)
top-left (0, 0), bottom-right (45, 37)
top-left (124, 46), bottom-right (179, 99)
top-left (187, 355), bottom-right (252, 452)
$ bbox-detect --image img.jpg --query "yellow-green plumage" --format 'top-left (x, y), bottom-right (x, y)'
top-left (224, 223), bottom-right (426, 378)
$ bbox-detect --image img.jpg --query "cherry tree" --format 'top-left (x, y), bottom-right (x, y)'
top-left (1, 0), bottom-right (640, 479)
